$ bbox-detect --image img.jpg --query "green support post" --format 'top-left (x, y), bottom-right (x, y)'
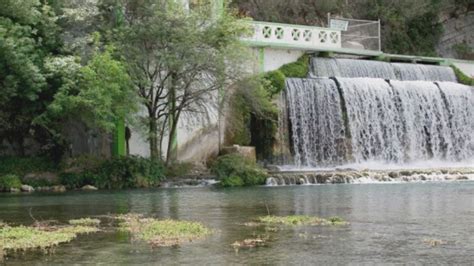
top-left (258, 47), bottom-right (265, 73)
top-left (113, 119), bottom-right (126, 157)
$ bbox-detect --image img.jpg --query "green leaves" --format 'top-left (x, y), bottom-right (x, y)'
top-left (40, 48), bottom-right (135, 133)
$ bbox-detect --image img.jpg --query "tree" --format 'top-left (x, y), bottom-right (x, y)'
top-left (0, 0), bottom-right (61, 156)
top-left (102, 0), bottom-right (251, 162)
top-left (37, 47), bottom-right (136, 153)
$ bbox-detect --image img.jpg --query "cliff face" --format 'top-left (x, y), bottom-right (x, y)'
top-left (437, 11), bottom-right (474, 60)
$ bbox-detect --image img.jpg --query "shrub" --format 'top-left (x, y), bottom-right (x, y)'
top-left (263, 70), bottom-right (286, 96)
top-left (0, 156), bottom-right (57, 177)
top-left (279, 55), bottom-right (309, 78)
top-left (165, 162), bottom-right (193, 178)
top-left (0, 175), bottom-right (22, 191)
top-left (261, 55), bottom-right (309, 96)
top-left (98, 156), bottom-right (165, 189)
top-left (211, 154), bottom-right (267, 187)
top-left (60, 156), bottom-right (165, 189)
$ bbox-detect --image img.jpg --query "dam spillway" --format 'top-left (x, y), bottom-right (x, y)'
top-left (285, 58), bottom-right (474, 168)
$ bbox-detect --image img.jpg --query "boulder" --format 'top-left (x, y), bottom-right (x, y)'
top-left (36, 186), bottom-right (52, 192)
top-left (51, 185), bottom-right (66, 192)
top-left (20, 185), bottom-right (35, 192)
top-left (82, 185), bottom-right (98, 191)
top-left (388, 172), bottom-right (399, 178)
top-left (10, 188), bottom-right (20, 193)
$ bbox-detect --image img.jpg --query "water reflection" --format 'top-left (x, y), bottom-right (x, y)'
top-left (0, 182), bottom-right (473, 264)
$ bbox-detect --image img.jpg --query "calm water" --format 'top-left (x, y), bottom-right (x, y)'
top-left (1, 182), bottom-right (473, 265)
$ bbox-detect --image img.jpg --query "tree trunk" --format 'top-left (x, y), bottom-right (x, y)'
top-left (166, 114), bottom-right (179, 164)
top-left (149, 118), bottom-right (159, 160)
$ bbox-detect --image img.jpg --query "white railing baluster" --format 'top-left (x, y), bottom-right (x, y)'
top-left (242, 21), bottom-right (342, 50)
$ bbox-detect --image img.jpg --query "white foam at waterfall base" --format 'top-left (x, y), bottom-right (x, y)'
top-left (275, 159), bottom-right (474, 172)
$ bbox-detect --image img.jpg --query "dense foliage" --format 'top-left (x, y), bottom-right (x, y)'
top-left (0, 0), bottom-right (136, 159)
top-left (211, 154), bottom-right (267, 187)
top-left (0, 156), bottom-right (57, 177)
top-left (0, 174), bottom-right (22, 191)
top-left (98, 0), bottom-right (251, 162)
top-left (60, 156), bottom-right (165, 189)
top-left (227, 56), bottom-right (309, 160)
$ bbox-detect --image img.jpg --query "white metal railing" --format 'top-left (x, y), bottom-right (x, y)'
top-left (327, 14), bottom-right (381, 51)
top-left (242, 21), bottom-right (342, 50)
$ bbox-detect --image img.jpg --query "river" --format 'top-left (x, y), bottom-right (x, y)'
top-left (1, 182), bottom-right (473, 264)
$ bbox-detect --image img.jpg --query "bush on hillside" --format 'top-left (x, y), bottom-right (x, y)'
top-left (211, 154), bottom-right (267, 187)
top-left (0, 174), bottom-right (22, 191)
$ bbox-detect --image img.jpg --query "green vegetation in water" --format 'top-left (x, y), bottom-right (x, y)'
top-left (211, 154), bottom-right (267, 187)
top-left (0, 223), bottom-right (99, 257)
top-left (257, 215), bottom-right (348, 226)
top-left (0, 174), bottom-right (21, 191)
top-left (117, 214), bottom-right (211, 247)
top-left (451, 65), bottom-right (474, 86)
top-left (69, 218), bottom-right (101, 226)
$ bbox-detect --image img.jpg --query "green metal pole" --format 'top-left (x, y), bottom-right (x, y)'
top-left (258, 47), bottom-right (265, 73)
top-left (113, 118), bottom-right (126, 157)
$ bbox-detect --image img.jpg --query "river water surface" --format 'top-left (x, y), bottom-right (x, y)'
top-left (1, 182), bottom-right (473, 264)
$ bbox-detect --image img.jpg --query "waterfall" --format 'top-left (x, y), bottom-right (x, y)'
top-left (310, 58), bottom-right (457, 82)
top-left (286, 78), bottom-right (346, 167)
top-left (284, 57), bottom-right (474, 168)
top-left (337, 78), bottom-right (405, 163)
top-left (392, 63), bottom-right (457, 82)
top-left (310, 58), bottom-right (397, 79)
top-left (437, 82), bottom-right (474, 160)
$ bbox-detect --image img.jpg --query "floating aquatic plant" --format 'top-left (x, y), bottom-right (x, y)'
top-left (69, 218), bottom-right (101, 226)
top-left (116, 214), bottom-right (211, 247)
top-left (257, 215), bottom-right (348, 226)
top-left (0, 223), bottom-right (99, 257)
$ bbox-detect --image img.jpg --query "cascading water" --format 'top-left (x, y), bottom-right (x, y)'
top-left (286, 78), bottom-right (346, 167)
top-left (310, 57), bottom-right (457, 82)
top-left (436, 82), bottom-right (474, 160)
top-left (284, 57), bottom-right (474, 168)
top-left (392, 63), bottom-right (457, 82)
top-left (337, 78), bottom-right (405, 163)
top-left (310, 58), bottom-right (397, 79)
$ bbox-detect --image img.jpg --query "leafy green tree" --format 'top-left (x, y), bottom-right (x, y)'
top-left (37, 47), bottom-right (136, 148)
top-left (0, 0), bottom-right (61, 156)
top-left (101, 0), bottom-right (250, 162)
